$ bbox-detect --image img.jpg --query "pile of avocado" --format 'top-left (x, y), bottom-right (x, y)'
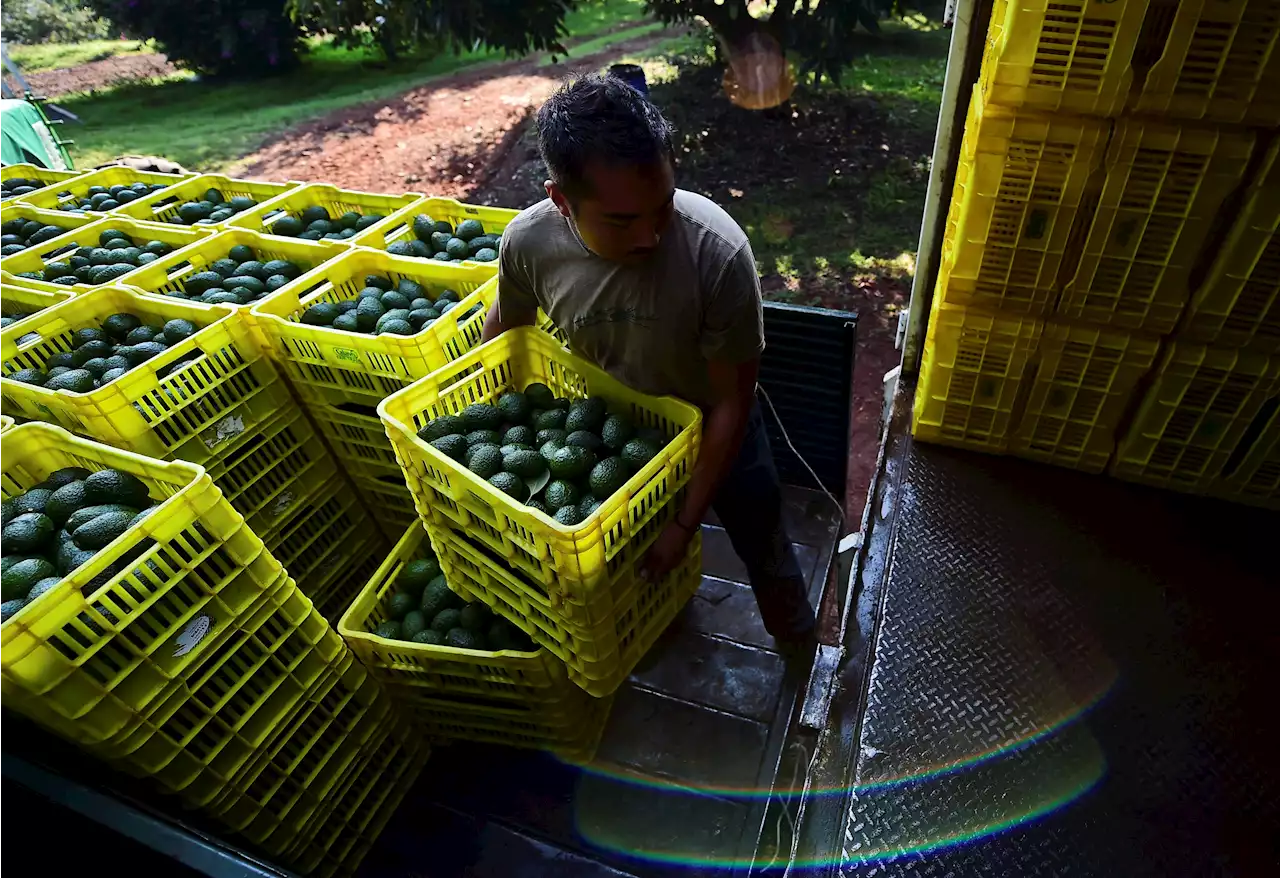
top-left (2, 177), bottom-right (53, 199)
top-left (386, 215), bottom-right (500, 264)
top-left (263, 204), bottom-right (385, 241)
top-left (10, 228), bottom-right (177, 287)
top-left (2, 466), bottom-right (159, 623)
top-left (417, 383), bottom-right (666, 526)
top-left (162, 188), bottom-right (262, 225)
top-left (53, 181), bottom-right (170, 213)
top-left (372, 551), bottom-right (536, 651)
top-left (163, 243), bottom-right (305, 305)
top-left (6, 313), bottom-right (203, 393)
top-left (299, 274), bottom-right (482, 336)
top-left (1, 217), bottom-right (76, 255)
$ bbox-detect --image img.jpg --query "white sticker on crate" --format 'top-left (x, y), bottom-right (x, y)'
top-left (270, 491), bottom-right (296, 517)
top-left (203, 414), bottom-right (245, 449)
top-left (173, 613), bottom-right (215, 657)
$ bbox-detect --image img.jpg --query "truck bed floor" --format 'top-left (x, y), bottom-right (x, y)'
top-left (804, 437), bottom-right (1279, 877)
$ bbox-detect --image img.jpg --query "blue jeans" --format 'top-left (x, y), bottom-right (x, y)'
top-left (710, 403), bottom-right (816, 640)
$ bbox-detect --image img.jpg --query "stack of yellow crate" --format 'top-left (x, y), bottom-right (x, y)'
top-left (374, 328), bottom-right (704, 742)
top-left (0, 281), bottom-right (382, 620)
top-left (1, 423), bottom-right (426, 877)
top-left (915, 0), bottom-right (1279, 507)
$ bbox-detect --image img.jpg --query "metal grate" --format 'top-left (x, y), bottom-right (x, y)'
top-left (759, 301), bottom-right (857, 497)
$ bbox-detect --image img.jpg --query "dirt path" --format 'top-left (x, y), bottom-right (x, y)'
top-left (230, 28), bottom-right (682, 197)
top-left (6, 53), bottom-right (177, 99)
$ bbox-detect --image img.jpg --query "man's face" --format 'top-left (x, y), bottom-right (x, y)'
top-left (546, 159), bottom-right (676, 263)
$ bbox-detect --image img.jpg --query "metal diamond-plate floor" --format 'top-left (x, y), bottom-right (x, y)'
top-left (809, 439), bottom-right (1280, 878)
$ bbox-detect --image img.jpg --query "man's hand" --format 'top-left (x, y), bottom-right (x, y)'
top-left (640, 357), bottom-right (758, 580)
top-left (641, 519), bottom-right (695, 581)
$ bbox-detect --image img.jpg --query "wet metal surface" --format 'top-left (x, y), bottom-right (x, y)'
top-left (359, 484), bottom-right (842, 877)
top-left (803, 438), bottom-right (1280, 877)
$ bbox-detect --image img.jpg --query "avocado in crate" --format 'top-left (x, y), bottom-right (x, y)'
top-left (0, 422), bottom-right (286, 744)
top-left (46, 180), bottom-right (172, 213)
top-left (1, 165), bottom-right (83, 200)
top-left (369, 548), bottom-right (534, 651)
top-left (298, 273), bottom-right (482, 337)
top-left (161, 242), bottom-right (305, 306)
top-left (163, 188), bottom-right (263, 226)
top-left (0, 284), bottom-right (74, 346)
top-left (2, 464), bottom-right (163, 623)
top-left (0, 286), bottom-right (291, 467)
top-left (0, 213), bottom-right (81, 255)
top-left (2, 176), bottom-right (59, 200)
top-left (395, 212), bottom-right (501, 264)
top-left (416, 382), bottom-right (670, 528)
top-left (262, 203), bottom-right (384, 242)
top-left (8, 225), bottom-right (185, 288)
top-left (5, 310), bottom-right (215, 394)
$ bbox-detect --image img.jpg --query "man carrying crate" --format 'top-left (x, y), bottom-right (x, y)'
top-left (481, 73), bottom-right (816, 651)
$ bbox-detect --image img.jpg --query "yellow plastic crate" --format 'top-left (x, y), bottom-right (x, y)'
top-left (204, 403), bottom-right (345, 534)
top-left (0, 215), bottom-right (213, 295)
top-left (1, 282), bottom-right (75, 348)
top-left (1058, 122), bottom-right (1256, 334)
top-left (939, 88), bottom-right (1108, 314)
top-left (11, 165), bottom-right (191, 214)
top-left (0, 423), bottom-right (281, 743)
top-left (0, 202), bottom-right (97, 255)
top-left (380, 327), bottom-right (701, 599)
top-left (228, 182), bottom-right (420, 242)
top-left (207, 655), bottom-right (391, 846)
top-left (276, 707), bottom-right (426, 877)
top-left (0, 287), bottom-right (293, 467)
top-left (431, 523), bottom-right (701, 696)
top-left (351, 473), bottom-right (418, 536)
top-left (1182, 141), bottom-right (1280, 352)
top-left (339, 524), bottom-right (610, 758)
top-left (91, 574), bottom-right (349, 798)
top-left (112, 173), bottom-right (301, 229)
top-left (252, 248), bottom-right (495, 389)
top-left (1112, 342), bottom-right (1280, 497)
top-left (1132, 0), bottom-right (1280, 126)
top-left (301, 392), bottom-right (403, 483)
top-left (118, 228), bottom-right (346, 314)
top-left (350, 195), bottom-right (517, 268)
top-left (913, 303), bottom-right (1043, 451)
top-left (1, 164), bottom-right (86, 200)
top-left (250, 467), bottom-right (386, 617)
top-left (978, 0), bottom-right (1149, 116)
top-left (1010, 322), bottom-right (1160, 473)
top-left (1210, 405), bottom-right (1279, 508)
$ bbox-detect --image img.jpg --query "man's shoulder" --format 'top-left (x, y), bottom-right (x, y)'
top-left (505, 199), bottom-right (564, 243)
top-left (674, 189), bottom-right (749, 255)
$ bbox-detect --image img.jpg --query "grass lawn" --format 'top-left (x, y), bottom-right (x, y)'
top-left (7, 39), bottom-right (153, 73)
top-left (58, 0), bottom-right (652, 170)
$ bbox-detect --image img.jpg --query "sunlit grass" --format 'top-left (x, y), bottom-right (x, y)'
top-left (54, 0), bottom-right (652, 170)
top-left (7, 40), bottom-right (153, 73)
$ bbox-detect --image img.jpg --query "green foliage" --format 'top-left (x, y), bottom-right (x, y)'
top-left (290, 0), bottom-right (577, 60)
top-left (88, 0), bottom-right (303, 76)
top-left (2, 0), bottom-right (109, 45)
top-left (644, 0), bottom-right (943, 82)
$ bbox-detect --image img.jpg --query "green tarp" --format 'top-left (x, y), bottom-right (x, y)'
top-left (1, 99), bottom-right (70, 169)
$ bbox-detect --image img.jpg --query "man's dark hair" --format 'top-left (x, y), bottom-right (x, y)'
top-left (536, 73), bottom-right (675, 198)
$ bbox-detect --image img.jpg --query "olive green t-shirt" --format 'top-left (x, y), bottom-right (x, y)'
top-left (497, 190), bottom-right (765, 409)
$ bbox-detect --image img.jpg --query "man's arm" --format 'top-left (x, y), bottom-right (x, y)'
top-left (642, 356), bottom-right (759, 579)
top-left (481, 292), bottom-right (535, 342)
top-left (482, 226), bottom-right (539, 342)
